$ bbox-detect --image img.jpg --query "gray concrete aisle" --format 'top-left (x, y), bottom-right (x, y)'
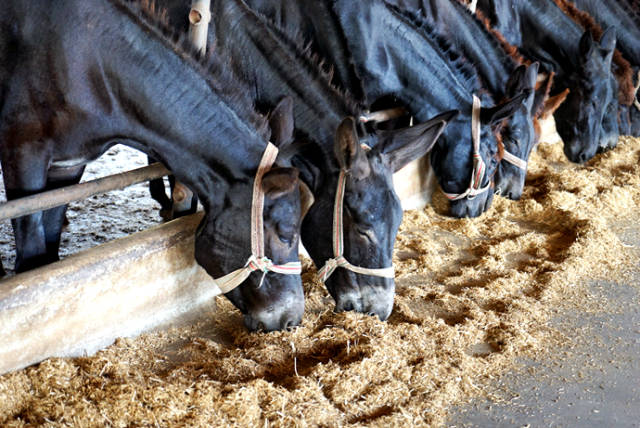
top-left (448, 223), bottom-right (640, 428)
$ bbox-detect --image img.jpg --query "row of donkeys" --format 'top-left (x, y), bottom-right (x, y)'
top-left (1, 0), bottom-right (639, 331)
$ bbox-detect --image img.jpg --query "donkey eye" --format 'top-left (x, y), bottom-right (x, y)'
top-left (355, 226), bottom-right (369, 236)
top-left (277, 225), bottom-right (295, 246)
top-left (279, 235), bottom-right (292, 245)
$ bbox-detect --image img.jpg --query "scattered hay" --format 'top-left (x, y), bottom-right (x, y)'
top-left (1, 135), bottom-right (639, 427)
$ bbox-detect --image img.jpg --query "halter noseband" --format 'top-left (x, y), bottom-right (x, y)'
top-left (317, 169), bottom-right (396, 282)
top-left (442, 95), bottom-right (492, 200)
top-left (213, 142), bottom-right (302, 293)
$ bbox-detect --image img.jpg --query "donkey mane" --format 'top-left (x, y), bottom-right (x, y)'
top-left (473, 7), bottom-right (531, 67)
top-left (386, 3), bottom-right (483, 94)
top-left (620, 0), bottom-right (640, 27)
top-left (449, 0), bottom-right (521, 75)
top-left (112, 0), bottom-right (270, 136)
top-left (252, 9), bottom-right (364, 115)
top-left (550, 0), bottom-right (635, 105)
top-left (613, 0), bottom-right (640, 37)
top-left (472, 4), bottom-right (556, 112)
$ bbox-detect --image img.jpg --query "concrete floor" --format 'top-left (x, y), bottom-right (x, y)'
top-left (448, 222), bottom-right (640, 427)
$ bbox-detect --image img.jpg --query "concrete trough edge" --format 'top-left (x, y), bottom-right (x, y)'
top-left (0, 212), bottom-right (221, 375)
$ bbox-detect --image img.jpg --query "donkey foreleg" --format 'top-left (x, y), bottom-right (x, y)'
top-left (42, 165), bottom-right (86, 260)
top-left (0, 147), bottom-right (85, 272)
top-left (1, 149), bottom-right (51, 273)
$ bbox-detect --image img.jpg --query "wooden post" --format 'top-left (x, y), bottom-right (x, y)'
top-left (468, 0), bottom-right (478, 13)
top-left (169, 0), bottom-right (212, 216)
top-left (188, 0), bottom-right (212, 55)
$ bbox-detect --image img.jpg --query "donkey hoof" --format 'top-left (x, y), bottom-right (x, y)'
top-left (159, 208), bottom-right (173, 222)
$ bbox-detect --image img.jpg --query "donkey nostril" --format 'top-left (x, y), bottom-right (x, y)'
top-left (343, 300), bottom-right (354, 311)
top-left (283, 319), bottom-right (295, 331)
top-left (578, 152), bottom-right (589, 163)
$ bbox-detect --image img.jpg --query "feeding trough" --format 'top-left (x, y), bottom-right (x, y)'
top-left (0, 213), bottom-right (221, 375)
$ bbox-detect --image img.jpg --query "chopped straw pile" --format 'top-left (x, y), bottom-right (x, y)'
top-left (1, 133), bottom-right (639, 427)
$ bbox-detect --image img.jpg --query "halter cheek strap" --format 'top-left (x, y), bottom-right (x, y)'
top-left (442, 94), bottom-right (492, 201)
top-left (501, 148), bottom-right (528, 171)
top-left (317, 170), bottom-right (395, 282)
top-left (213, 142), bottom-right (302, 294)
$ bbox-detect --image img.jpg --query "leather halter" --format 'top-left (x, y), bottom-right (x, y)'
top-left (317, 170), bottom-right (395, 282)
top-left (316, 108), bottom-right (413, 282)
top-left (213, 142), bottom-right (302, 293)
top-left (442, 95), bottom-right (492, 200)
top-left (502, 148), bottom-right (528, 170)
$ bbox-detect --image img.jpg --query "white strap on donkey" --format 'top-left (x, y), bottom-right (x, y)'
top-left (318, 170), bottom-right (395, 282)
top-left (214, 143), bottom-right (302, 293)
top-left (442, 95), bottom-right (492, 200)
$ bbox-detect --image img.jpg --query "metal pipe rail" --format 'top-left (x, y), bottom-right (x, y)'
top-left (0, 163), bottom-right (170, 222)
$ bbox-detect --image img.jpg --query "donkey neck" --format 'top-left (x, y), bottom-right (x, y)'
top-left (422, 0), bottom-right (519, 98)
top-left (242, 0), bottom-right (365, 101)
top-left (211, 0), bottom-right (359, 172)
top-left (82, 0), bottom-right (266, 210)
top-left (575, 0), bottom-right (640, 63)
top-left (505, 1), bottom-right (585, 77)
top-left (334, 0), bottom-right (478, 121)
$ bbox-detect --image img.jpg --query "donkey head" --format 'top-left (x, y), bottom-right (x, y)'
top-left (195, 98), bottom-right (305, 332)
top-left (494, 62), bottom-right (540, 200)
top-left (300, 111), bottom-right (456, 321)
top-left (431, 92), bottom-right (530, 218)
top-left (555, 27), bottom-right (616, 163)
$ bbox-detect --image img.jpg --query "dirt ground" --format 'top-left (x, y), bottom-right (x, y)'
top-left (0, 146), bottom-right (165, 274)
top-left (0, 134), bottom-right (639, 427)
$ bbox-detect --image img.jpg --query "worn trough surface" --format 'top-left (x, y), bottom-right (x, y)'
top-left (0, 147), bottom-right (225, 375)
top-left (0, 212), bottom-right (220, 375)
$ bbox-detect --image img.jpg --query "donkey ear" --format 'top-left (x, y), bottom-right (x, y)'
top-left (540, 88), bottom-right (570, 119)
top-left (381, 110), bottom-right (458, 172)
top-left (533, 70), bottom-right (554, 117)
top-left (599, 26), bottom-right (616, 52)
top-left (598, 26), bottom-right (616, 60)
top-left (506, 63), bottom-right (538, 98)
top-left (268, 96), bottom-right (295, 147)
top-left (334, 117), bottom-right (371, 179)
top-left (579, 31), bottom-right (596, 60)
top-left (480, 90), bottom-right (530, 126)
top-left (262, 167), bottom-right (299, 200)
top-left (525, 62), bottom-right (540, 88)
top-left (506, 65), bottom-right (527, 96)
